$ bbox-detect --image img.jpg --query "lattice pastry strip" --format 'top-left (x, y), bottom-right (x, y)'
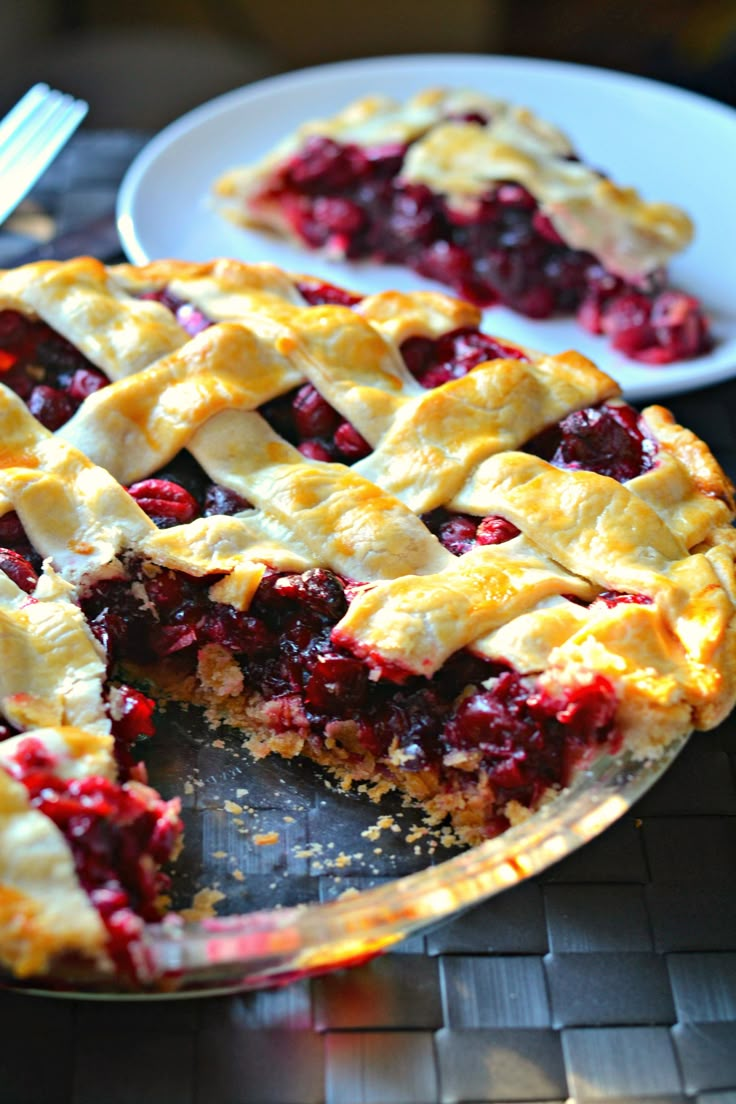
top-left (0, 258), bottom-right (186, 380)
top-left (0, 567), bottom-right (109, 733)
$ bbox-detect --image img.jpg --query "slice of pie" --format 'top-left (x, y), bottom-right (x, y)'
top-left (214, 87), bottom-right (711, 364)
top-left (0, 256), bottom-right (734, 983)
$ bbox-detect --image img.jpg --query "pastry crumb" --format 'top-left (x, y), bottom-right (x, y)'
top-left (179, 887), bottom-right (226, 922)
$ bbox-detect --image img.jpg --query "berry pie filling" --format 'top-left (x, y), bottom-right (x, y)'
top-left (0, 309), bottom-right (108, 430)
top-left (79, 560), bottom-right (620, 838)
top-left (1, 734), bottom-right (181, 974)
top-left (239, 130), bottom-right (710, 364)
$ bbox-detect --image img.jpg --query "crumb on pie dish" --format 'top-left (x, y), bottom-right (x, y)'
top-left (214, 87), bottom-right (711, 365)
top-left (0, 256), bottom-right (734, 986)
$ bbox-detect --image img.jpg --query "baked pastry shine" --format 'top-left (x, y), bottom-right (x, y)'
top-left (213, 88), bottom-right (710, 364)
top-left (0, 256), bottom-right (734, 982)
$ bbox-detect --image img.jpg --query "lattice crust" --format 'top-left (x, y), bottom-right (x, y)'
top-left (0, 257), bottom-right (734, 850)
top-left (212, 87), bottom-right (693, 282)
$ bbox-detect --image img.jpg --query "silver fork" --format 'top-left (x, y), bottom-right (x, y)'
top-left (0, 83), bottom-right (88, 226)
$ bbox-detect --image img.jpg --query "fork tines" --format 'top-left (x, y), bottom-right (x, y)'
top-left (0, 83), bottom-right (89, 225)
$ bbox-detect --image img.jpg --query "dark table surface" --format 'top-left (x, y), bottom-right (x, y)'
top-left (0, 131), bottom-right (735, 1104)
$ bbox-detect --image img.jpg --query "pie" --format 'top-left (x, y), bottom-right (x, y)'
top-left (214, 87), bottom-right (711, 365)
top-left (0, 256), bottom-right (734, 985)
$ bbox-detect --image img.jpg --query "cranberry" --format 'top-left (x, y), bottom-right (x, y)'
top-left (0, 547), bottom-right (39, 592)
top-left (445, 111), bottom-right (489, 126)
top-left (550, 403), bottom-right (655, 482)
top-left (127, 478), bottom-right (200, 528)
top-left (27, 384), bottom-right (75, 430)
top-left (363, 142), bottom-right (406, 175)
top-left (596, 591), bottom-right (653, 607)
top-left (400, 327), bottom-right (527, 389)
top-left (286, 136), bottom-right (358, 191)
top-left (438, 514), bottom-right (478, 556)
top-left (67, 366), bottom-right (109, 401)
top-left (333, 421), bottom-right (371, 461)
top-left (203, 483), bottom-right (252, 516)
top-left (139, 287), bottom-right (185, 313)
top-left (298, 439), bottom-right (335, 462)
top-left (312, 196), bottom-right (366, 235)
top-left (532, 210), bottom-right (565, 244)
top-left (109, 685), bottom-right (156, 775)
top-left (647, 290), bottom-right (711, 363)
top-left (399, 335), bottom-right (435, 380)
top-left (476, 516), bottom-right (520, 545)
top-left (0, 512), bottom-right (28, 547)
top-left (272, 568), bottom-right (348, 621)
top-left (0, 310), bottom-right (28, 342)
top-left (292, 383), bottom-right (341, 438)
top-left (199, 605), bottom-right (273, 655)
top-left (174, 302), bottom-right (211, 336)
top-left (601, 292), bottom-right (656, 357)
top-left (295, 279), bottom-right (363, 307)
top-left (35, 336), bottom-right (86, 376)
top-left (305, 653), bottom-right (368, 712)
top-left (110, 685), bottom-right (156, 744)
top-left (387, 184), bottom-right (442, 249)
top-left (508, 284), bottom-right (556, 319)
top-left (413, 241), bottom-right (473, 293)
top-left (496, 182), bottom-right (536, 209)
top-left (0, 363), bottom-right (33, 399)
top-left (149, 623), bottom-right (199, 657)
top-left (444, 669), bottom-right (618, 807)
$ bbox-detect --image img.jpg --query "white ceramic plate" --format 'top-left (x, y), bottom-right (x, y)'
top-left (117, 53), bottom-right (736, 401)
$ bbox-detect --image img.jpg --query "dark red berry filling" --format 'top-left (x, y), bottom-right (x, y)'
top-left (81, 560), bottom-right (620, 837)
top-left (595, 591), bottom-right (654, 608)
top-left (526, 402), bottom-right (657, 483)
top-left (423, 509), bottom-right (520, 556)
top-left (252, 133), bottom-right (711, 363)
top-left (127, 478), bottom-right (201, 529)
top-left (0, 310), bottom-right (109, 430)
top-left (295, 278), bottom-right (363, 307)
top-left (401, 326), bottom-right (528, 388)
top-left (2, 735), bottom-right (181, 974)
top-left (138, 289), bottom-right (212, 336)
top-left (0, 547), bottom-right (39, 593)
top-left (0, 513), bottom-right (42, 573)
top-left (443, 669), bottom-right (621, 828)
top-left (108, 684), bottom-right (157, 778)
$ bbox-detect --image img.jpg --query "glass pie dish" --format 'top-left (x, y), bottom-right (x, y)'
top-left (5, 704), bottom-right (689, 998)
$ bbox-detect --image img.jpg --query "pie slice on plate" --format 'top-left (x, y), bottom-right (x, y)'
top-left (214, 88), bottom-right (711, 364)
